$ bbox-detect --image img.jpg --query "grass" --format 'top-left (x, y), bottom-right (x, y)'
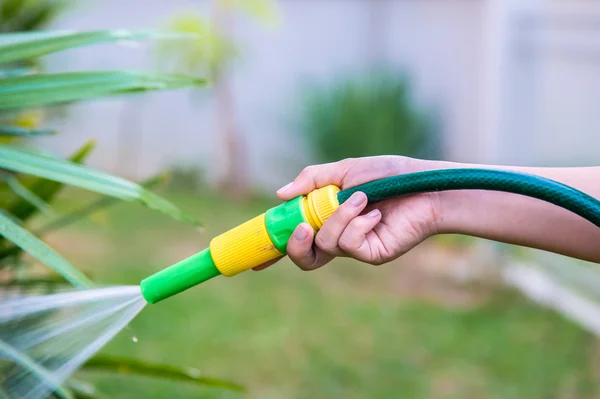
top-left (45, 188), bottom-right (600, 399)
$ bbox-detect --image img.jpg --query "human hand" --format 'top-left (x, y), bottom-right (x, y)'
top-left (254, 156), bottom-right (443, 272)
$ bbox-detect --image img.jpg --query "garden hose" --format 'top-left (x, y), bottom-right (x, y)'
top-left (140, 168), bottom-right (600, 304)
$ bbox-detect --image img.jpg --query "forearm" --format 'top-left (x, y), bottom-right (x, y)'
top-left (432, 161), bottom-right (600, 263)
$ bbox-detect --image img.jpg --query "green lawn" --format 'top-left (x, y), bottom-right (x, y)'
top-left (49, 190), bottom-right (599, 399)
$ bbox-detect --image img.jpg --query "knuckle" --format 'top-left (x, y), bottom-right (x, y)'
top-left (338, 235), bottom-right (358, 252)
top-left (314, 233), bottom-right (338, 254)
top-left (299, 165), bottom-right (318, 178)
top-left (292, 257), bottom-right (318, 271)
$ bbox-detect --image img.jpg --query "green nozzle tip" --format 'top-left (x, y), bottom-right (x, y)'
top-left (140, 248), bottom-right (221, 304)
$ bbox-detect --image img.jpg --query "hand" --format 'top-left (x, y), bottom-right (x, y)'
top-left (254, 156), bottom-right (443, 272)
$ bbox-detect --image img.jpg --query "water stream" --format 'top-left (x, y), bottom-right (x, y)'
top-left (0, 285), bottom-right (146, 399)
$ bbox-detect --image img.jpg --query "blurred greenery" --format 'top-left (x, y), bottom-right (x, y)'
top-left (48, 189), bottom-right (599, 399)
top-left (298, 71), bottom-right (438, 164)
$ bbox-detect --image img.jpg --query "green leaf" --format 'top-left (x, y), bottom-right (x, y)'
top-left (0, 30), bottom-right (197, 65)
top-left (7, 140), bottom-right (94, 222)
top-left (0, 145), bottom-right (200, 226)
top-left (0, 339), bottom-right (73, 399)
top-left (0, 210), bottom-right (93, 288)
top-left (3, 173), bottom-right (53, 216)
top-left (0, 275), bottom-right (68, 288)
top-left (0, 67), bottom-right (34, 77)
top-left (66, 378), bottom-right (106, 399)
top-left (0, 125), bottom-right (54, 136)
top-left (0, 71), bottom-right (208, 110)
top-left (0, 31), bottom-right (72, 46)
top-left (37, 172), bottom-right (169, 235)
top-left (82, 356), bottom-right (244, 392)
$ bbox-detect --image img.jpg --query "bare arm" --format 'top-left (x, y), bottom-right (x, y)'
top-left (257, 157), bottom-right (600, 272)
top-left (437, 162), bottom-right (600, 263)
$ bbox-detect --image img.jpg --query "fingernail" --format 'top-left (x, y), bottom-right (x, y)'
top-left (367, 209), bottom-right (381, 219)
top-left (277, 182), bottom-right (293, 194)
top-left (294, 226), bottom-right (308, 241)
top-left (349, 192), bottom-right (367, 206)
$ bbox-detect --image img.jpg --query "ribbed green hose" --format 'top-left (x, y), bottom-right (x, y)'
top-left (337, 168), bottom-right (600, 228)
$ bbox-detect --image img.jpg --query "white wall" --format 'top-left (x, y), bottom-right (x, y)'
top-left (501, 0), bottom-right (600, 167)
top-left (38, 0), bottom-right (485, 189)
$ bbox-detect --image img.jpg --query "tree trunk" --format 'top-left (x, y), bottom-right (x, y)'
top-left (211, 0), bottom-right (249, 200)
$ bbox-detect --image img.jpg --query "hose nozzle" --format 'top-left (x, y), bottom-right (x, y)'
top-left (140, 185), bottom-right (340, 304)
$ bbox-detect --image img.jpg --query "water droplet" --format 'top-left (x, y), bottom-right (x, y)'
top-left (132, 336), bottom-right (138, 343)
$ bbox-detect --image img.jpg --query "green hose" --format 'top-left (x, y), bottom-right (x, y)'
top-left (338, 168), bottom-right (600, 228)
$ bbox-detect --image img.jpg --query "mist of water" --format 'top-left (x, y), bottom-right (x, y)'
top-left (0, 285), bottom-right (147, 399)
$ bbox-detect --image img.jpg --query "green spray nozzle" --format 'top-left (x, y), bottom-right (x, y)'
top-left (140, 248), bottom-right (220, 304)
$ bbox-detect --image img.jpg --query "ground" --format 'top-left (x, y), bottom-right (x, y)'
top-left (44, 189), bottom-right (600, 399)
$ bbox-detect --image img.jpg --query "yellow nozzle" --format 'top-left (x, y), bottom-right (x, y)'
top-left (209, 185), bottom-right (340, 277)
top-left (209, 213), bottom-right (282, 277)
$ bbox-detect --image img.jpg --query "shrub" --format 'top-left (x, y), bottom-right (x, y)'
top-left (298, 71), bottom-right (438, 163)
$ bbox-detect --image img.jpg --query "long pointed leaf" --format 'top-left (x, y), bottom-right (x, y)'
top-left (0, 71), bottom-right (207, 109)
top-left (4, 174), bottom-right (53, 216)
top-left (0, 210), bottom-right (93, 288)
top-left (0, 30), bottom-right (196, 65)
top-left (0, 339), bottom-right (73, 399)
top-left (0, 146), bottom-right (199, 226)
top-left (7, 140), bottom-right (94, 222)
top-left (0, 31), bottom-right (73, 45)
top-left (0, 125), bottom-right (54, 136)
top-left (0, 142), bottom-right (94, 262)
top-left (0, 67), bottom-right (34, 77)
top-left (66, 379), bottom-right (106, 399)
top-left (82, 356), bottom-right (244, 392)
top-left (37, 173), bottom-right (168, 235)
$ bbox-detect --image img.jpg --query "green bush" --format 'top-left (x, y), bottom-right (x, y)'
top-left (298, 71), bottom-right (437, 163)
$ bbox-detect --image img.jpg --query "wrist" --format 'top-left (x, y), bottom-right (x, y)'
top-left (405, 158), bottom-right (483, 236)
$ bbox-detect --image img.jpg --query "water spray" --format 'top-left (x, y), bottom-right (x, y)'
top-left (140, 168), bottom-right (600, 304)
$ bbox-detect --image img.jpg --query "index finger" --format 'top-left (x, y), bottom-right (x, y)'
top-left (276, 159), bottom-right (358, 200)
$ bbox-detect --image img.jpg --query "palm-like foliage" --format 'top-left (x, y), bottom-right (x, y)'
top-left (0, 28), bottom-right (242, 399)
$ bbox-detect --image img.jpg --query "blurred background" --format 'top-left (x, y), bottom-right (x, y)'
top-left (5, 0), bottom-right (600, 398)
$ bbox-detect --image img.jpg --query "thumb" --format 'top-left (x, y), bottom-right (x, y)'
top-left (276, 160), bottom-right (356, 200)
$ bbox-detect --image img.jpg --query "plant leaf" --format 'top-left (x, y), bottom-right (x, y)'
top-left (3, 173), bottom-right (53, 216)
top-left (0, 30), bottom-right (197, 65)
top-left (82, 356), bottom-right (244, 392)
top-left (0, 125), bottom-right (54, 136)
top-left (0, 31), bottom-right (72, 46)
top-left (0, 145), bottom-right (200, 226)
top-left (0, 339), bottom-right (73, 399)
top-left (0, 275), bottom-right (68, 288)
top-left (7, 140), bottom-right (94, 222)
top-left (66, 378), bottom-right (106, 399)
top-left (0, 67), bottom-right (34, 77)
top-left (37, 173), bottom-right (169, 235)
top-left (0, 71), bottom-right (207, 110)
top-left (0, 210), bottom-right (93, 288)
top-left (0, 141), bottom-right (93, 262)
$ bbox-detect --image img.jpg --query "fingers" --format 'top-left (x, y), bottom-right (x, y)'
top-left (314, 191), bottom-right (369, 256)
top-left (276, 159), bottom-right (357, 200)
top-left (287, 223), bottom-right (333, 271)
top-left (338, 209), bottom-right (382, 261)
